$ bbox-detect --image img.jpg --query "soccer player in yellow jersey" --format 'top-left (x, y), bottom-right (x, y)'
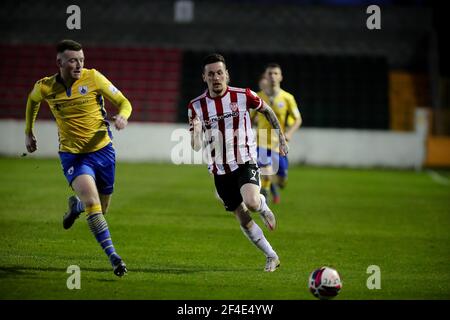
top-left (25, 40), bottom-right (132, 277)
top-left (255, 63), bottom-right (302, 204)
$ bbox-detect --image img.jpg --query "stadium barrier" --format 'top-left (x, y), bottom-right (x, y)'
top-left (0, 119), bottom-right (426, 169)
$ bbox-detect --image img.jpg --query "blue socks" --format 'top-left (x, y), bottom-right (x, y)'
top-left (86, 213), bottom-right (121, 266)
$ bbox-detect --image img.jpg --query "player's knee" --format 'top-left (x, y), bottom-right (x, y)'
top-left (243, 194), bottom-right (261, 211)
top-left (83, 198), bottom-right (102, 214)
top-left (83, 198), bottom-right (97, 207)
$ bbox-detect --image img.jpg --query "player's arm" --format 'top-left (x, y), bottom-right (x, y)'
top-left (257, 102), bottom-right (289, 156)
top-left (285, 115), bottom-right (301, 142)
top-left (246, 88), bottom-right (288, 155)
top-left (249, 109), bottom-right (258, 127)
top-left (95, 70), bottom-right (132, 130)
top-left (284, 95), bottom-right (302, 142)
top-left (25, 81), bottom-right (44, 153)
top-left (190, 116), bottom-right (203, 151)
top-left (188, 105), bottom-right (202, 151)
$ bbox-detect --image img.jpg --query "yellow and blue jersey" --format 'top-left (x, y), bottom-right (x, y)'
top-left (25, 68), bottom-right (132, 153)
top-left (256, 89), bottom-right (301, 151)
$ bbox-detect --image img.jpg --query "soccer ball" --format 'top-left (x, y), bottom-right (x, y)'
top-left (308, 266), bottom-right (342, 300)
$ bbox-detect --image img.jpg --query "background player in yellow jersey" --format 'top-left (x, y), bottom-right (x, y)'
top-left (25, 40), bottom-right (132, 277)
top-left (255, 63), bottom-right (302, 204)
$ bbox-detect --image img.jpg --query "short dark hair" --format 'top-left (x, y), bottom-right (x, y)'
top-left (265, 63), bottom-right (282, 71)
top-left (258, 73), bottom-right (267, 82)
top-left (56, 39), bottom-right (82, 53)
top-left (202, 53), bottom-right (226, 71)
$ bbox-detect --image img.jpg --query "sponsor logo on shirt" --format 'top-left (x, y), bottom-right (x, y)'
top-left (204, 111), bottom-right (239, 128)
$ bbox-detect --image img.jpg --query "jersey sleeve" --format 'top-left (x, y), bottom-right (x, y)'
top-left (245, 88), bottom-right (263, 110)
top-left (94, 69), bottom-right (132, 119)
top-left (286, 93), bottom-right (301, 120)
top-left (25, 80), bottom-right (44, 134)
top-left (188, 102), bottom-right (197, 132)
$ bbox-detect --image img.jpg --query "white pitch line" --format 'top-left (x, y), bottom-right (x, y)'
top-left (426, 170), bottom-right (450, 186)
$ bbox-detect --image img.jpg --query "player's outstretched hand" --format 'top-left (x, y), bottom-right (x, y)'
top-left (25, 132), bottom-right (37, 153)
top-left (113, 115), bottom-right (128, 130)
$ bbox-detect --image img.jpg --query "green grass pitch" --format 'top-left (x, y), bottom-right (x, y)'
top-left (0, 157), bottom-right (449, 300)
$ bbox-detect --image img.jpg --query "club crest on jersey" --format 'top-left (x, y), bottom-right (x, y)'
top-left (78, 86), bottom-right (88, 95)
top-left (109, 85), bottom-right (119, 94)
top-left (229, 102), bottom-right (239, 112)
top-left (277, 102), bottom-right (285, 109)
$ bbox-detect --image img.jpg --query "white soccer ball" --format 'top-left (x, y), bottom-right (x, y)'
top-left (308, 266), bottom-right (342, 300)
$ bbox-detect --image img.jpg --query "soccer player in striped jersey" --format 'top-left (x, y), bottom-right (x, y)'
top-left (256, 63), bottom-right (302, 204)
top-left (25, 40), bottom-right (131, 277)
top-left (188, 53), bottom-right (289, 272)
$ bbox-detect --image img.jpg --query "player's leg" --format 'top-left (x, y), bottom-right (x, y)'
top-left (239, 164), bottom-right (277, 231)
top-left (59, 152), bottom-right (85, 229)
top-left (260, 166), bottom-right (273, 204)
top-left (270, 183), bottom-right (280, 204)
top-left (270, 152), bottom-right (282, 204)
top-left (234, 203), bottom-right (280, 272)
top-left (276, 175), bottom-right (288, 189)
top-left (91, 143), bottom-right (127, 276)
top-left (63, 176), bottom-right (113, 226)
top-left (71, 174), bottom-right (126, 276)
top-left (241, 183), bottom-right (277, 231)
top-left (275, 155), bottom-right (289, 190)
top-left (99, 194), bottom-right (112, 215)
top-left (257, 147), bottom-right (272, 203)
top-left (270, 155), bottom-right (288, 204)
top-left (214, 170), bottom-right (279, 272)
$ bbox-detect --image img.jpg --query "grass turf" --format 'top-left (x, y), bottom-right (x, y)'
top-left (0, 157), bottom-right (449, 300)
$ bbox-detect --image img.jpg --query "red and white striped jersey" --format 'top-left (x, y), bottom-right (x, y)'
top-left (188, 86), bottom-right (263, 175)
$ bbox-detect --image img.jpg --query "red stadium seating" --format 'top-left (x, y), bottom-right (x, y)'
top-left (0, 44), bottom-right (182, 123)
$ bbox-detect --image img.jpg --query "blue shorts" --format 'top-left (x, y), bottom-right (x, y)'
top-left (59, 143), bottom-right (116, 195)
top-left (257, 147), bottom-right (288, 178)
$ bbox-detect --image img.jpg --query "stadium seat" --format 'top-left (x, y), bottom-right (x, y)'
top-left (0, 44), bottom-right (182, 123)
